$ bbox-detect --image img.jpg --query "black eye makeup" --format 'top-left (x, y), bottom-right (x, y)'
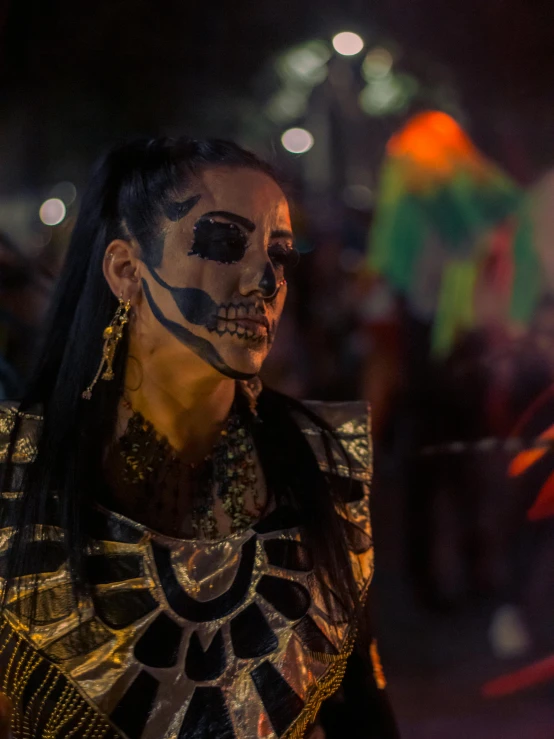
top-left (189, 219), bottom-right (248, 264)
top-left (188, 213), bottom-right (297, 272)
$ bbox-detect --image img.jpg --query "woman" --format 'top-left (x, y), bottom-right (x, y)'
top-left (0, 138), bottom-right (399, 738)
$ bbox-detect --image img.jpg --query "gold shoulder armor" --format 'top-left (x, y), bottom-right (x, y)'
top-left (0, 402), bottom-right (41, 464)
top-left (295, 400), bottom-right (372, 482)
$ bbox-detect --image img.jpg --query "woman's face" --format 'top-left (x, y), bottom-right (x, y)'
top-left (137, 167), bottom-right (295, 379)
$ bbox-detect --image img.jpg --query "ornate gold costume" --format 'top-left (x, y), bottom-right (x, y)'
top-left (0, 400), bottom-right (375, 739)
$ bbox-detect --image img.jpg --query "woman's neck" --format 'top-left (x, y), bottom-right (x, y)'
top-left (120, 349), bottom-right (236, 462)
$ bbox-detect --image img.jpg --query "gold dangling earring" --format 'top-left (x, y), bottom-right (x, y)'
top-left (82, 296), bottom-right (131, 400)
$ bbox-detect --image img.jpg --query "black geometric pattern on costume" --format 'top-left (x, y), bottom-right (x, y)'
top-left (8, 584), bottom-right (75, 625)
top-left (0, 478), bottom-right (60, 523)
top-left (86, 553), bottom-right (143, 585)
top-left (185, 629), bottom-right (226, 681)
top-left (264, 539), bottom-right (313, 572)
top-left (256, 576), bottom-right (310, 620)
top-left (253, 506), bottom-right (301, 534)
top-left (230, 603), bottom-right (278, 659)
top-left (110, 670), bottom-right (160, 739)
top-left (251, 661), bottom-right (305, 737)
top-left (178, 687), bottom-right (236, 739)
top-left (0, 400), bottom-right (374, 739)
top-left (0, 492), bottom-right (21, 527)
top-left (43, 617), bottom-right (115, 662)
top-left (152, 535), bottom-right (257, 622)
top-left (0, 540), bottom-right (66, 577)
top-left (293, 615), bottom-right (338, 655)
top-left (134, 612), bottom-right (183, 668)
top-left (0, 462), bottom-right (27, 492)
top-left (92, 588), bottom-right (158, 629)
top-left (86, 507), bottom-right (144, 544)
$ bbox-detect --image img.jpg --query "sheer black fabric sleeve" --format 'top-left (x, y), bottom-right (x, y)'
top-left (318, 645), bottom-right (400, 738)
top-left (317, 617), bottom-right (401, 738)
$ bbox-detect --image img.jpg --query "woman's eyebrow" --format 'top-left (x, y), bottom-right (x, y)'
top-left (198, 211), bottom-right (256, 232)
top-left (270, 229), bottom-right (294, 241)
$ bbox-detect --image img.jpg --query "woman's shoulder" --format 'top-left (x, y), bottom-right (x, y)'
top-left (294, 399), bottom-right (372, 482)
top-left (0, 401), bottom-right (42, 464)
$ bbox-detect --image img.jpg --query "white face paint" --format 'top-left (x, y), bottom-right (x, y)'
top-left (140, 167), bottom-right (297, 379)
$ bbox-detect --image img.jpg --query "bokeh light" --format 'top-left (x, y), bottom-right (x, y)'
top-left (362, 48), bottom-right (394, 80)
top-left (332, 32), bottom-right (364, 57)
top-left (39, 198), bottom-right (66, 226)
top-left (281, 128), bottom-right (314, 154)
top-left (277, 41), bottom-right (331, 86)
top-left (266, 89), bottom-right (309, 124)
top-left (359, 74), bottom-right (418, 116)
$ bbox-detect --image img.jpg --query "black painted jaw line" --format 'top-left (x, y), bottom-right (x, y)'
top-left (141, 278), bottom-right (257, 380)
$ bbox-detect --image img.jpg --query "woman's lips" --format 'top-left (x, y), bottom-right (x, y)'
top-left (237, 315), bottom-right (269, 330)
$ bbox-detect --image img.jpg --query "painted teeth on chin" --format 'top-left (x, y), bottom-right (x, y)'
top-left (226, 321), bottom-right (237, 335)
top-left (236, 325), bottom-right (245, 337)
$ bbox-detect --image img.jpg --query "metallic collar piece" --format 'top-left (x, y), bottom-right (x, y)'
top-left (0, 399), bottom-right (374, 739)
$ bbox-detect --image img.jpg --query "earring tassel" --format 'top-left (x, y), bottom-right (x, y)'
top-left (82, 339), bottom-right (110, 400)
top-left (82, 298), bottom-right (130, 400)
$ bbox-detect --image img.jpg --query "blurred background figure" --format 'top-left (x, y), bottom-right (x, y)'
top-left (361, 110), bottom-right (537, 610)
top-left (0, 231), bottom-right (53, 398)
top-left (3, 0), bottom-right (554, 735)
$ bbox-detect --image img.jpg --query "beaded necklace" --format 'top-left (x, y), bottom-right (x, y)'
top-left (108, 398), bottom-right (261, 539)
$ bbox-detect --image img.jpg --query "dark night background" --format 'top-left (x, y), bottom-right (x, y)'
top-left (2, 0), bottom-right (554, 187)
top-left (2, 1), bottom-right (554, 737)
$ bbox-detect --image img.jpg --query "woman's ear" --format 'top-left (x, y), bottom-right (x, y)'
top-left (103, 240), bottom-right (142, 301)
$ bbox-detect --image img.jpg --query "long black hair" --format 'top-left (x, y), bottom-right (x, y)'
top-left (1, 136), bottom-right (363, 637)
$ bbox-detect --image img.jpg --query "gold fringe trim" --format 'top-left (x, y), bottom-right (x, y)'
top-left (283, 579), bottom-right (373, 739)
top-left (0, 617), bottom-right (118, 738)
top-left (305, 649), bottom-right (344, 666)
top-left (283, 627), bottom-right (359, 739)
top-left (282, 577), bottom-right (389, 739)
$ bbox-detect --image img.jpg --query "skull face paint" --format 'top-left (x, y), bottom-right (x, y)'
top-left (165, 194), bottom-right (202, 223)
top-left (141, 278), bottom-right (255, 380)
top-left (138, 167), bottom-right (295, 379)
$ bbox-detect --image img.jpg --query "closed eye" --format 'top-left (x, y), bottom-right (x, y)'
top-left (268, 243), bottom-right (299, 270)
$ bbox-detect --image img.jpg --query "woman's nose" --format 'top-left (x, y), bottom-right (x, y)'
top-left (238, 254), bottom-right (279, 300)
